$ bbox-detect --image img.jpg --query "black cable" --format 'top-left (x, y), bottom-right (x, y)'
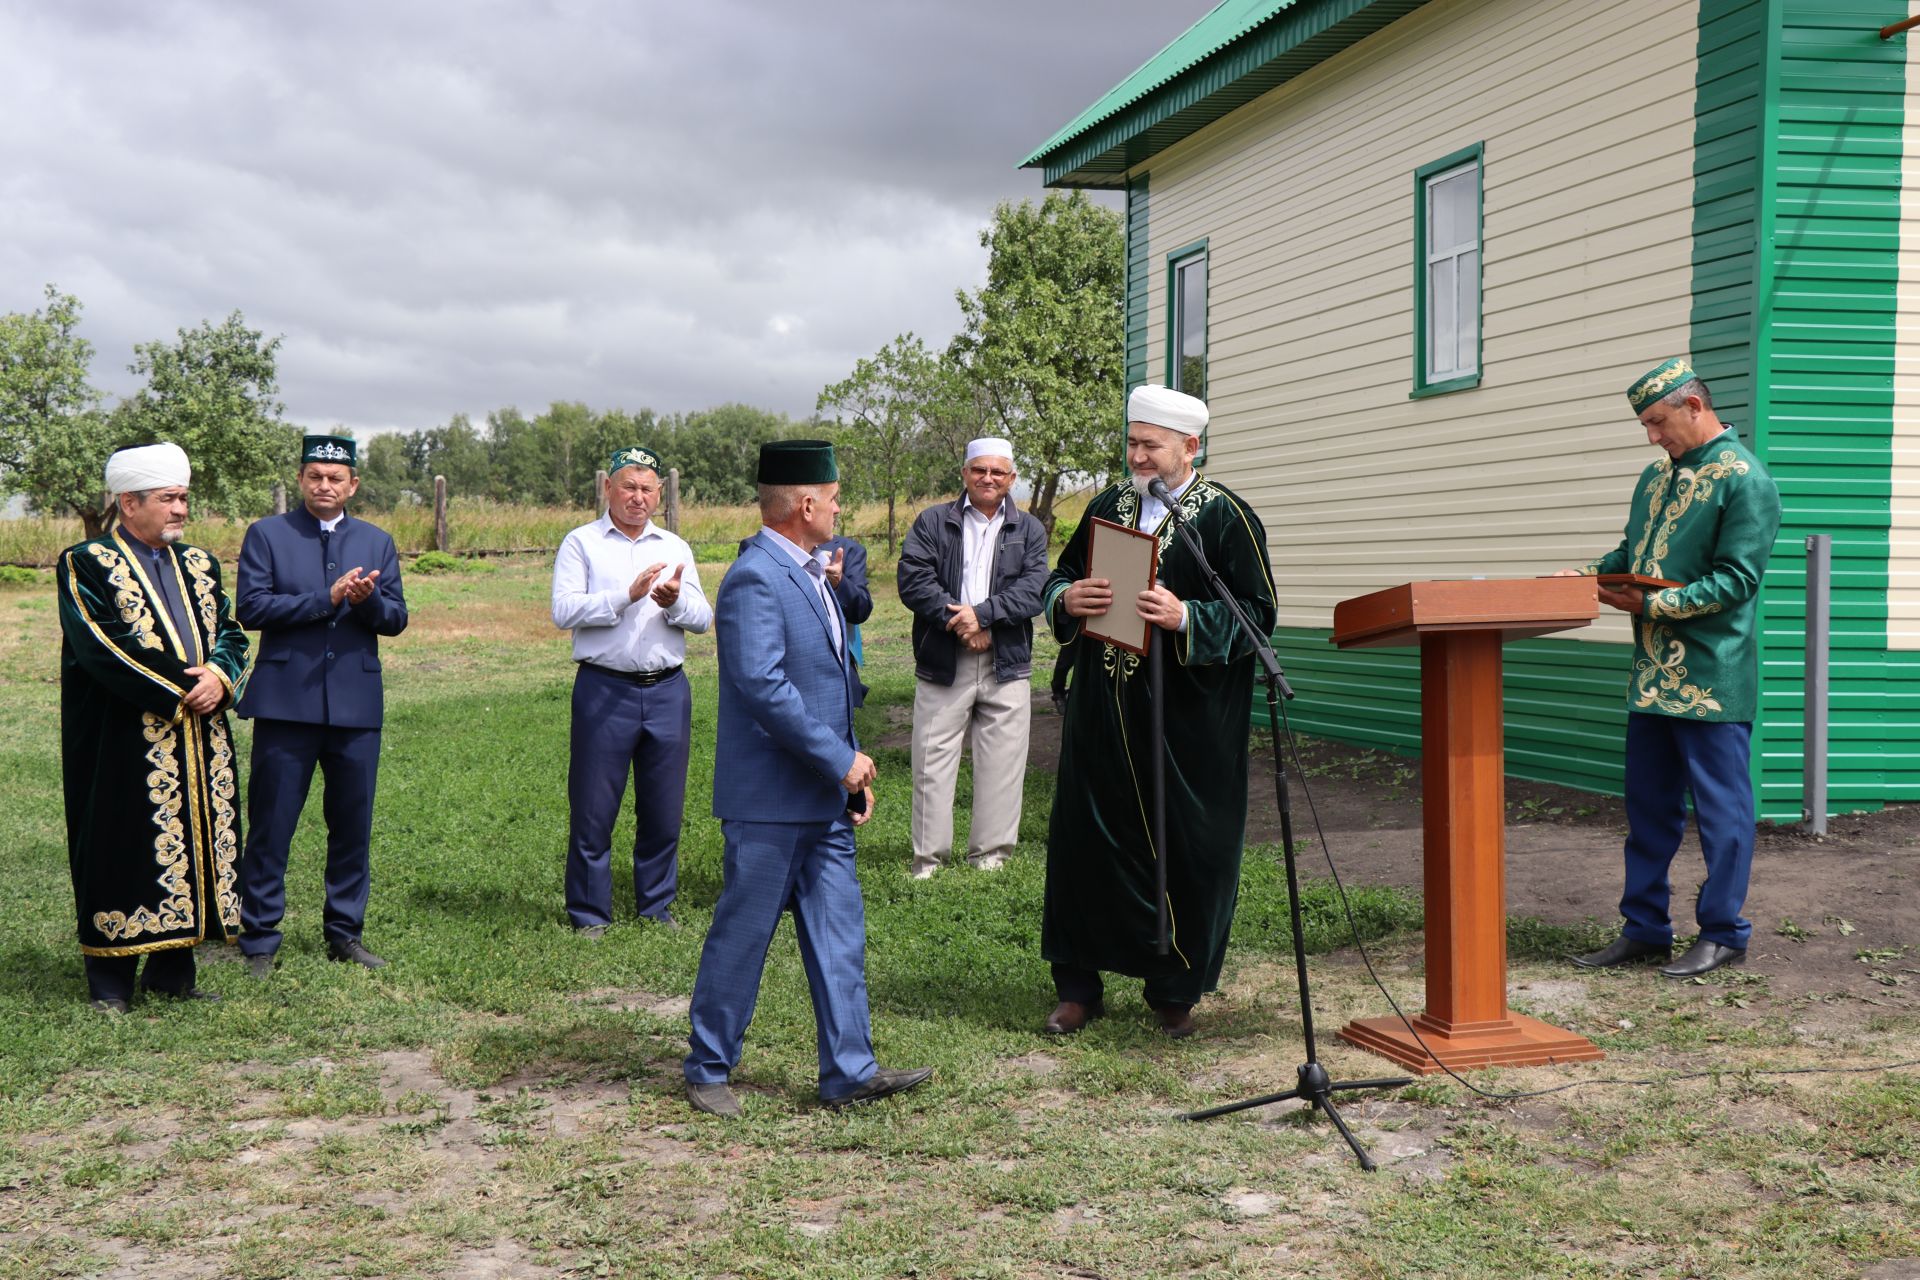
top-left (1269, 698), bottom-right (1920, 1101)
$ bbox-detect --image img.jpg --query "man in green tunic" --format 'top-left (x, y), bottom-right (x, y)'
top-left (56, 443), bottom-right (251, 1012)
top-left (1040, 385), bottom-right (1276, 1038)
top-left (1562, 358), bottom-right (1782, 979)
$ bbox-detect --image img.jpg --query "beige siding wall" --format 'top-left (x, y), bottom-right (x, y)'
top-left (1892, 33), bottom-right (1920, 651)
top-left (1137, 0), bottom-right (1695, 639)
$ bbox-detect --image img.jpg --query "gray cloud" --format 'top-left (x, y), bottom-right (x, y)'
top-left (2, 0), bottom-right (1207, 433)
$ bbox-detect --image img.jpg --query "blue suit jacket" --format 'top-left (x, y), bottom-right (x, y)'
top-left (711, 531), bottom-right (859, 824)
top-left (234, 508), bottom-right (408, 729)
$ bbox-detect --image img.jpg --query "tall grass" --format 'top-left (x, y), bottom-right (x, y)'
top-left (0, 492), bottom-right (1092, 566)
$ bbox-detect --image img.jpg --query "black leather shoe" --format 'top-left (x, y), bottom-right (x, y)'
top-left (1570, 935), bottom-right (1671, 969)
top-left (89, 997), bottom-right (130, 1015)
top-left (1150, 1001), bottom-right (1197, 1039)
top-left (1043, 1000), bottom-right (1105, 1035)
top-left (142, 987), bottom-right (222, 1002)
top-left (327, 938), bottom-right (388, 969)
top-left (642, 911), bottom-right (682, 932)
top-left (245, 953), bottom-right (274, 981)
top-left (1661, 940), bottom-right (1747, 979)
top-left (822, 1066), bottom-right (933, 1110)
top-left (686, 1081), bottom-right (742, 1117)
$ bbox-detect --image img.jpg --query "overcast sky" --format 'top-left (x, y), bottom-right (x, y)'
top-left (3, 1), bottom-right (1214, 435)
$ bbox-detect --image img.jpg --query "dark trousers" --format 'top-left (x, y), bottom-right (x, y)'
top-left (1051, 963), bottom-right (1196, 1012)
top-left (84, 948), bottom-right (195, 1002)
top-left (240, 718), bottom-right (382, 957)
top-left (1620, 714), bottom-right (1757, 950)
top-left (566, 665), bottom-right (691, 928)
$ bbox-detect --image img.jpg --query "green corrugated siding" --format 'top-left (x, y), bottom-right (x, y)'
top-left (1745, 0), bottom-right (1911, 820)
top-left (1125, 176), bottom-right (1151, 393)
top-left (1254, 629), bottom-right (1633, 794)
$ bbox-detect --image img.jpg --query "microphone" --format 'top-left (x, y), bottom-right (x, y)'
top-left (1147, 476), bottom-right (1176, 506)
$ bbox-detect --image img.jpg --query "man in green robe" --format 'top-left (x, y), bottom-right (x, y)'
top-left (1562, 358), bottom-right (1782, 979)
top-left (56, 443), bottom-right (251, 1012)
top-left (1040, 385), bottom-right (1277, 1038)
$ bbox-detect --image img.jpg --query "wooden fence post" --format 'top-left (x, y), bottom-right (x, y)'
top-left (272, 482), bottom-right (287, 515)
top-left (594, 469), bottom-right (607, 516)
top-left (433, 475), bottom-right (448, 552)
top-left (665, 467), bottom-right (681, 534)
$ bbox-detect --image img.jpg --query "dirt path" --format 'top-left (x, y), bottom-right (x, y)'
top-left (1014, 693), bottom-right (1920, 1014)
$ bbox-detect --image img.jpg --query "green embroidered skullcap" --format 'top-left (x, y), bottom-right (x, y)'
top-left (302, 434), bottom-right (357, 467)
top-left (757, 439), bottom-right (838, 485)
top-left (608, 445), bottom-right (663, 477)
top-left (1627, 358), bottom-right (1700, 414)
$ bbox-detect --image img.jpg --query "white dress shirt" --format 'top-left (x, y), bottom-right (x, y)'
top-left (760, 526), bottom-right (842, 655)
top-left (551, 515), bottom-right (711, 672)
top-left (960, 498), bottom-right (1006, 606)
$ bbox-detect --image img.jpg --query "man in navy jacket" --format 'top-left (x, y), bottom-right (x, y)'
top-left (235, 435), bottom-right (408, 976)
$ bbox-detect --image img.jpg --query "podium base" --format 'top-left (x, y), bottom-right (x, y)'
top-left (1337, 1011), bottom-right (1604, 1075)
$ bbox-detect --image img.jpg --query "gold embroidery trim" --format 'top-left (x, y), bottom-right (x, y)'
top-left (111, 529), bottom-right (191, 660)
top-left (1631, 622), bottom-right (1724, 717)
top-left (91, 713), bottom-right (196, 941)
top-left (61, 549), bottom-right (186, 699)
top-left (1647, 589), bottom-right (1721, 621)
top-left (205, 716), bottom-right (242, 931)
top-left (1643, 452), bottom-right (1750, 579)
top-left (87, 542), bottom-right (164, 653)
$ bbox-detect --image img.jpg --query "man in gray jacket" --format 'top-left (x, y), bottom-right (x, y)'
top-left (895, 437), bottom-right (1050, 878)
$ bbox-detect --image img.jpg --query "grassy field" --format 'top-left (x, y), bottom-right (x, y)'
top-left (0, 554), bottom-right (1915, 1278)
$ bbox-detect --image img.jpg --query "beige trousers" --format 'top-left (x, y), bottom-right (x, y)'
top-left (910, 648), bottom-right (1032, 874)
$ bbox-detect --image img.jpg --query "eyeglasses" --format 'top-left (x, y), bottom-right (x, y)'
top-left (966, 467), bottom-right (1013, 480)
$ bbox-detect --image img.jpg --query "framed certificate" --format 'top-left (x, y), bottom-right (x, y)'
top-left (1082, 517), bottom-right (1161, 655)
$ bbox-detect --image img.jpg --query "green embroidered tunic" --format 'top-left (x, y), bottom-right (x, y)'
top-left (57, 531), bottom-right (251, 956)
top-left (1585, 427), bottom-right (1781, 722)
top-left (1040, 476), bottom-right (1277, 1001)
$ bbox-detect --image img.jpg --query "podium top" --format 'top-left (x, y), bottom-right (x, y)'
top-left (1332, 578), bottom-right (1598, 649)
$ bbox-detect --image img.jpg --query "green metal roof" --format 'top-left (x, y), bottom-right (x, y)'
top-left (1022, 0), bottom-right (1432, 188)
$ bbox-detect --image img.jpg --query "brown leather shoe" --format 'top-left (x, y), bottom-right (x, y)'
top-left (1043, 1000), bottom-right (1104, 1035)
top-left (1150, 1002), bottom-right (1196, 1039)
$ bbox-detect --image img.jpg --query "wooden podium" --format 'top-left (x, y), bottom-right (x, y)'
top-left (1330, 578), bottom-right (1607, 1074)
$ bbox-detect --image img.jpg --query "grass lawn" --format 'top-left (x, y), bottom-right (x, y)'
top-left (1, 553), bottom-right (1915, 1279)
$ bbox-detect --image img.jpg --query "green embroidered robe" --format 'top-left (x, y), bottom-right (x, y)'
top-left (1040, 477), bottom-right (1277, 1000)
top-left (1586, 427), bottom-right (1781, 722)
top-left (56, 530), bottom-right (251, 956)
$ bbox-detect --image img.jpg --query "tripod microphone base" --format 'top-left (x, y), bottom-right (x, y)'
top-left (1183, 1062), bottom-right (1413, 1172)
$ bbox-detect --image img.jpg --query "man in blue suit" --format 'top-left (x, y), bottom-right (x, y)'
top-left (683, 440), bottom-right (931, 1116)
top-left (235, 434), bottom-right (408, 977)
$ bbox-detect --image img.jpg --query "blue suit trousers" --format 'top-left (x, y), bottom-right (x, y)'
top-left (565, 664), bottom-right (691, 927)
top-left (1620, 714), bottom-right (1756, 950)
top-left (684, 818), bottom-right (877, 1098)
top-left (240, 718), bottom-right (381, 956)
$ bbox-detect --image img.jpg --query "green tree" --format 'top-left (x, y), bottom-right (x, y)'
top-left (670, 404), bottom-right (797, 506)
top-left (949, 191), bottom-right (1125, 536)
top-left (121, 311), bottom-right (297, 520)
top-left (412, 413), bottom-right (494, 498)
top-left (0, 285), bottom-right (117, 534)
top-left (356, 431), bottom-right (419, 510)
top-left (818, 333), bottom-right (961, 554)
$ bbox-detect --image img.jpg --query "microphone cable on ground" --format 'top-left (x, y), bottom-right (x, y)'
top-left (1268, 695), bottom-right (1920, 1102)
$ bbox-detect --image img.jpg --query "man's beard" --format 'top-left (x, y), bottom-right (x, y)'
top-left (1130, 472), bottom-right (1154, 496)
top-left (159, 527), bottom-right (185, 543)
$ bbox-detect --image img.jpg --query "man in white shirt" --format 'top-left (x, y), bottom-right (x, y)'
top-left (895, 437), bottom-right (1050, 879)
top-left (551, 446), bottom-right (712, 935)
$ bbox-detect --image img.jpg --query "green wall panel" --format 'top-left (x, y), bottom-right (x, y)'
top-left (1124, 175), bottom-right (1150, 395)
top-left (1254, 628), bottom-right (1632, 794)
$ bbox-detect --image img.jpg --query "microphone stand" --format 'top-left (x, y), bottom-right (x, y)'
top-left (1156, 488), bottom-right (1411, 1172)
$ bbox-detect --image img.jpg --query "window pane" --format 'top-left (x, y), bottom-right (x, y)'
top-left (1176, 256), bottom-right (1207, 400)
top-left (1456, 248), bottom-right (1479, 374)
top-left (1429, 256), bottom-right (1457, 378)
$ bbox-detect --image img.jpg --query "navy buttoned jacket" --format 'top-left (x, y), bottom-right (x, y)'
top-left (235, 508), bottom-right (408, 729)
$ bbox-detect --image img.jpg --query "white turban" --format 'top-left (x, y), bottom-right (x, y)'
top-left (1127, 385), bottom-right (1208, 436)
top-left (965, 436), bottom-right (1015, 464)
top-left (103, 443), bottom-right (191, 497)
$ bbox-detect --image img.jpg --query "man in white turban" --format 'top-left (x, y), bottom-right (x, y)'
top-left (54, 443), bottom-right (250, 1012)
top-left (1037, 386), bottom-right (1276, 1039)
top-left (895, 435), bottom-right (1051, 877)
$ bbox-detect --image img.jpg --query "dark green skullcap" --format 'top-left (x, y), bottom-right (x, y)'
top-left (302, 434), bottom-right (357, 467)
top-left (1627, 357), bottom-right (1700, 414)
top-left (757, 439), bottom-right (838, 485)
top-left (608, 445), bottom-right (663, 477)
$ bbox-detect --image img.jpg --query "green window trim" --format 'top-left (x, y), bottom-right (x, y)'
top-left (1164, 237), bottom-right (1210, 462)
top-left (1411, 142), bottom-right (1484, 399)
